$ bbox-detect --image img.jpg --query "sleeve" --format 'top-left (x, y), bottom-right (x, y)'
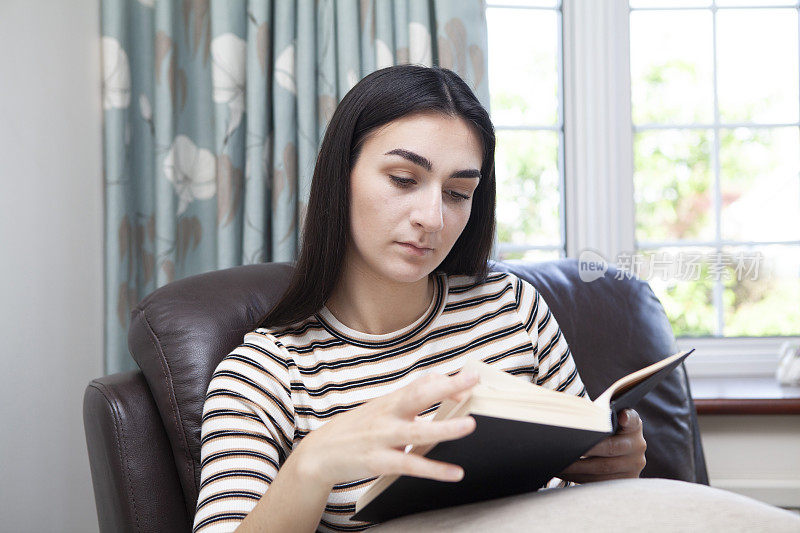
top-left (192, 330), bottom-right (297, 533)
top-left (511, 273), bottom-right (589, 489)
top-left (511, 273), bottom-right (588, 398)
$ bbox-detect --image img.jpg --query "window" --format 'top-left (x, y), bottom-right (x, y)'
top-left (630, 0), bottom-right (800, 339)
top-left (486, 0), bottom-right (800, 377)
top-left (486, 0), bottom-right (566, 262)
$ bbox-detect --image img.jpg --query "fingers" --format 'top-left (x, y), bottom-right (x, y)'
top-left (384, 416), bottom-right (476, 449)
top-left (447, 389), bottom-right (472, 404)
top-left (616, 409), bottom-right (642, 434)
top-left (558, 411), bottom-right (647, 484)
top-left (367, 448), bottom-right (466, 482)
top-left (559, 428), bottom-right (647, 483)
top-left (582, 411), bottom-right (646, 459)
top-left (579, 409), bottom-right (644, 457)
top-left (558, 453), bottom-right (646, 484)
top-left (559, 455), bottom-right (632, 477)
top-left (582, 433), bottom-right (636, 458)
top-left (394, 371), bottom-right (480, 417)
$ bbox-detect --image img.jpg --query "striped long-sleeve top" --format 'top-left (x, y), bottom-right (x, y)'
top-left (192, 270), bottom-right (589, 533)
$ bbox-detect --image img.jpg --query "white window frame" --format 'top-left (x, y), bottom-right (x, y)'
top-left (561, 0), bottom-right (800, 378)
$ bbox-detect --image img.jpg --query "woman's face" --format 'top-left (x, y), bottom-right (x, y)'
top-left (346, 111), bottom-right (484, 284)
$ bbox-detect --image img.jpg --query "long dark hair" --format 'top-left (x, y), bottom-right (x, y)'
top-left (258, 64), bottom-right (496, 329)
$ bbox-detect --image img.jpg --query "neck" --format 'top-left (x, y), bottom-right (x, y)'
top-left (325, 264), bottom-right (435, 335)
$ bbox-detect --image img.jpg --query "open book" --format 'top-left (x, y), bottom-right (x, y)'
top-left (351, 348), bottom-right (695, 523)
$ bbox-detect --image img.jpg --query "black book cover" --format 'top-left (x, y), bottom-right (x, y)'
top-left (350, 349), bottom-right (694, 524)
top-left (608, 349), bottom-right (694, 431)
top-left (350, 415), bottom-right (609, 523)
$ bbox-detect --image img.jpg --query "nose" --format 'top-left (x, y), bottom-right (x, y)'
top-left (410, 187), bottom-right (445, 233)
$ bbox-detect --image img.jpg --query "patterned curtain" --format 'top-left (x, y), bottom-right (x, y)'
top-left (101, 0), bottom-right (490, 375)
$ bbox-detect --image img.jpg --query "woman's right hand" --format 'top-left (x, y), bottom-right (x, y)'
top-left (291, 370), bottom-right (480, 488)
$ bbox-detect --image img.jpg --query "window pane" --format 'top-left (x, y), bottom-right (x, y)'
top-left (487, 8), bottom-right (559, 126)
top-left (498, 248), bottom-right (563, 262)
top-left (630, 10), bottom-right (714, 124)
top-left (717, 9), bottom-right (799, 124)
top-left (716, 0), bottom-right (796, 6)
top-left (634, 129), bottom-right (714, 242)
top-left (637, 247), bottom-right (718, 336)
top-left (720, 127), bottom-right (800, 242)
top-left (722, 245), bottom-right (800, 336)
top-left (495, 130), bottom-right (561, 247)
top-left (630, 0), bottom-right (711, 7)
top-left (487, 0), bottom-right (560, 6)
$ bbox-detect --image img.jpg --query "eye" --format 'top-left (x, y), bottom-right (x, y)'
top-left (389, 175), bottom-right (416, 188)
top-left (447, 190), bottom-right (471, 202)
top-left (390, 175), bottom-right (471, 202)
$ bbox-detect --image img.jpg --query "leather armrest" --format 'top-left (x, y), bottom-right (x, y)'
top-left (83, 370), bottom-right (189, 533)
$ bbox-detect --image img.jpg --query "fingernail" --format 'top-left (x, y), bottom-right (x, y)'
top-left (449, 467), bottom-right (464, 480)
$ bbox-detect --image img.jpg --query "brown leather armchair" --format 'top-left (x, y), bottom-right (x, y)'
top-left (83, 259), bottom-right (708, 532)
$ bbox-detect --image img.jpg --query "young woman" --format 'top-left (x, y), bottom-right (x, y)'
top-left (192, 65), bottom-right (646, 533)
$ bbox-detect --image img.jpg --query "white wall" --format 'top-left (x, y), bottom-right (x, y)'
top-left (0, 1), bottom-right (102, 531)
top-left (699, 415), bottom-right (800, 510)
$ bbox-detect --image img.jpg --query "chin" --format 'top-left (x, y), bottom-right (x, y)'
top-left (380, 262), bottom-right (436, 284)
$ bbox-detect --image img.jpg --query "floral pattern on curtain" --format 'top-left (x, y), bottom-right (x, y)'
top-left (101, 0), bottom-right (490, 374)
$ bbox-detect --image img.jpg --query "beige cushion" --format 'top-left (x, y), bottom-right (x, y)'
top-left (369, 478), bottom-right (800, 532)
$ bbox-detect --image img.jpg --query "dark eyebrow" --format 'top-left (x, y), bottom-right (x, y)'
top-left (384, 148), bottom-right (481, 180)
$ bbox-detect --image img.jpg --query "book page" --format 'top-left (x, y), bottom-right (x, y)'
top-left (460, 358), bottom-right (593, 409)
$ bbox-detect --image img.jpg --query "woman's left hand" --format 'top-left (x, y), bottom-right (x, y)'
top-left (557, 408), bottom-right (647, 483)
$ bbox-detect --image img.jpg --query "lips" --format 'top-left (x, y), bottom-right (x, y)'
top-left (397, 241), bottom-right (433, 256)
top-left (400, 241), bottom-right (433, 251)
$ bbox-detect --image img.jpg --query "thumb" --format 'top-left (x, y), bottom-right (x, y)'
top-left (617, 409), bottom-right (642, 433)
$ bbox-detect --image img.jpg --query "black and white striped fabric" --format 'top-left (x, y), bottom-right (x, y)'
top-left (192, 271), bottom-right (588, 533)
